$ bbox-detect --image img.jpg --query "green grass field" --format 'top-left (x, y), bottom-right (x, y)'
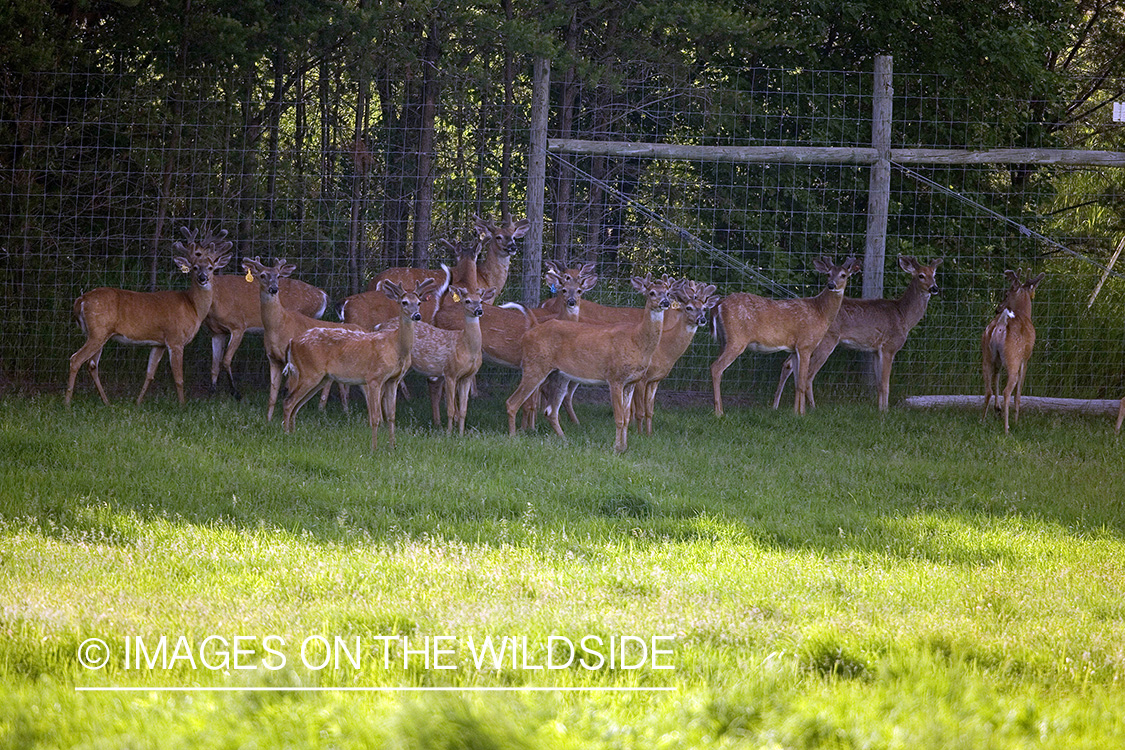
top-left (2, 387), bottom-right (1124, 749)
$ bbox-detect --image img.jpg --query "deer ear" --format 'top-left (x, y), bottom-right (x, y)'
top-left (848, 257), bottom-right (862, 274)
top-left (1004, 269), bottom-right (1020, 286)
top-left (172, 257), bottom-right (192, 273)
top-left (898, 255), bottom-right (916, 273)
top-left (812, 256), bottom-right (832, 274)
top-left (1028, 272), bottom-right (1046, 289)
top-left (930, 258), bottom-right (943, 268)
top-left (580, 274), bottom-right (599, 292)
top-left (511, 219), bottom-right (530, 238)
top-left (480, 287), bottom-right (497, 302)
top-left (630, 276), bottom-right (647, 292)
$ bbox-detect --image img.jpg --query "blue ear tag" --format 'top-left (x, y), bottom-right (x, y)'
top-left (549, 284), bottom-right (557, 294)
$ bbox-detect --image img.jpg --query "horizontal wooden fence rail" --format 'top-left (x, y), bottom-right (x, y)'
top-left (548, 139), bottom-right (1125, 168)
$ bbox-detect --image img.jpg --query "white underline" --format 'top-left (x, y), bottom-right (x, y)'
top-left (76, 686), bottom-right (675, 693)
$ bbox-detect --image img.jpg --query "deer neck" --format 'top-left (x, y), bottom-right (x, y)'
top-left (897, 281), bottom-right (932, 329)
top-left (187, 276), bottom-right (215, 321)
top-left (640, 301), bottom-right (666, 353)
top-left (478, 247), bottom-right (511, 293)
top-left (259, 287), bottom-right (285, 329)
top-left (462, 311), bottom-right (483, 356)
top-left (812, 285), bottom-right (846, 320)
top-left (397, 312), bottom-right (417, 361)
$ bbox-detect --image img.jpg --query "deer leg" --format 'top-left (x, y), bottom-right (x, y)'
top-left (381, 378), bottom-right (399, 448)
top-left (1115, 398), bottom-right (1124, 434)
top-left (210, 334), bottom-right (225, 394)
top-left (282, 372), bottom-right (326, 435)
top-left (611, 381), bottom-right (631, 454)
top-left (793, 349), bottom-right (809, 415)
top-left (541, 372), bottom-right (569, 439)
top-left (981, 353), bottom-right (995, 421)
top-left (88, 348), bottom-right (110, 406)
top-left (455, 377), bottom-right (473, 435)
top-left (802, 338), bottom-right (837, 412)
top-left (710, 336), bottom-right (749, 417)
top-left (1013, 362), bottom-right (1026, 425)
top-left (67, 337), bottom-right (110, 405)
top-left (564, 381), bottom-right (580, 424)
top-left (136, 345), bottom-right (166, 405)
top-left (772, 355), bottom-right (796, 410)
top-left (267, 358), bottom-right (284, 421)
top-left (506, 367), bottom-right (550, 436)
top-left (167, 346), bottom-right (186, 404)
top-left (427, 378), bottom-right (444, 427)
top-left (362, 381), bottom-right (382, 451)
top-left (443, 375), bottom-right (457, 434)
top-left (645, 381), bottom-right (660, 435)
top-left (878, 349), bottom-right (897, 412)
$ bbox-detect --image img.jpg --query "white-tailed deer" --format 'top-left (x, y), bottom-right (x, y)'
top-left (243, 257), bottom-right (364, 421)
top-left (533, 260), bottom-right (598, 322)
top-left (632, 279), bottom-right (721, 434)
top-left (711, 256), bottom-right (862, 416)
top-left (66, 226), bottom-right (233, 406)
top-left (470, 214), bottom-right (529, 294)
top-left (341, 265), bottom-right (451, 330)
top-left (982, 268), bottom-right (1045, 433)
top-left (282, 278), bottom-right (438, 450)
top-left (530, 261), bottom-right (599, 424)
top-left (772, 255), bottom-right (942, 412)
top-left (204, 273), bottom-right (329, 399)
top-left (506, 275), bottom-right (673, 454)
top-left (409, 285), bottom-right (496, 434)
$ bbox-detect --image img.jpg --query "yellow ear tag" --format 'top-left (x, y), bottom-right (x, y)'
top-left (671, 301), bottom-right (682, 310)
top-left (179, 263), bottom-right (191, 273)
top-left (245, 269), bottom-right (254, 283)
top-left (451, 290), bottom-right (461, 302)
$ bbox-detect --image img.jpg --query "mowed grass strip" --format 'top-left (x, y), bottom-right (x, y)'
top-left (1, 392), bottom-right (1124, 749)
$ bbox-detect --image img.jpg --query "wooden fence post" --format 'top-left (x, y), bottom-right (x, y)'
top-left (863, 55), bottom-right (893, 301)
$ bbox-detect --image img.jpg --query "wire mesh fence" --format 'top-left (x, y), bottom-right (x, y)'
top-left (2, 61), bottom-right (1123, 406)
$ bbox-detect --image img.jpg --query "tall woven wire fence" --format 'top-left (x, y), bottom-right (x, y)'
top-left (2, 61), bottom-right (1123, 405)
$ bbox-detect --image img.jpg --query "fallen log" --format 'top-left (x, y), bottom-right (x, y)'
top-left (901, 395), bottom-right (1121, 416)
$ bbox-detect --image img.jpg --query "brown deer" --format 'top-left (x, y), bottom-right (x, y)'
top-left (506, 275), bottom-right (673, 454)
top-left (282, 278), bottom-right (438, 450)
top-left (409, 285), bottom-right (496, 434)
top-left (66, 226), bottom-right (233, 406)
top-left (204, 272), bottom-right (329, 399)
top-left (982, 268), bottom-right (1045, 433)
top-left (243, 257), bottom-right (364, 421)
top-left (772, 255), bottom-right (942, 412)
top-left (470, 214), bottom-right (530, 294)
top-left (711, 256), bottom-right (862, 416)
top-left (530, 261), bottom-right (599, 425)
top-left (632, 279), bottom-right (721, 435)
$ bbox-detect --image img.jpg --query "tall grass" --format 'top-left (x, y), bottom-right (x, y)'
top-left (2, 392), bottom-right (1124, 748)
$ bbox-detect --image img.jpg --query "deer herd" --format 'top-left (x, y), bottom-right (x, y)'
top-left (65, 219), bottom-right (1125, 451)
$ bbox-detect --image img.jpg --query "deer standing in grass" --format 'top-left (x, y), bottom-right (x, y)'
top-left (65, 226), bottom-right (233, 406)
top-left (243, 257), bottom-right (363, 421)
top-left (282, 278), bottom-right (437, 450)
top-left (632, 279), bottom-right (721, 435)
top-left (204, 272), bottom-right (329, 400)
top-left (982, 269), bottom-right (1045, 433)
top-left (506, 275), bottom-right (673, 454)
top-left (408, 285), bottom-right (496, 434)
top-left (529, 260), bottom-right (599, 425)
top-left (772, 256), bottom-right (942, 412)
top-left (711, 256), bottom-right (862, 416)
